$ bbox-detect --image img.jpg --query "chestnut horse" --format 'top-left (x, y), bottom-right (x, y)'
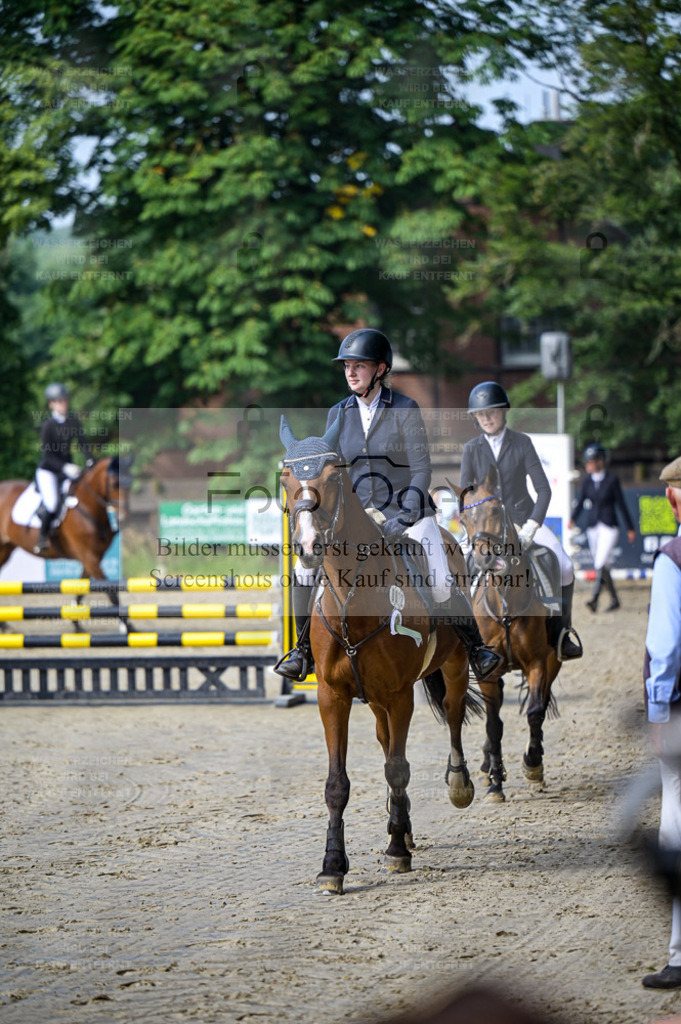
top-left (0, 456), bottom-right (132, 580)
top-left (280, 416), bottom-right (478, 895)
top-left (454, 465), bottom-right (562, 801)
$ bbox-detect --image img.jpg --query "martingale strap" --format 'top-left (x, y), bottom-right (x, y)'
top-left (315, 572), bottom-right (390, 704)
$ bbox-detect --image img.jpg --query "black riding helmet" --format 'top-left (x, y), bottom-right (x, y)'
top-left (583, 442), bottom-right (606, 462)
top-left (468, 381), bottom-right (510, 414)
top-left (333, 328), bottom-right (393, 370)
top-left (45, 382), bottom-right (69, 402)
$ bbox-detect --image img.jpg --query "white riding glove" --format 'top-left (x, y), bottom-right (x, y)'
top-left (517, 519), bottom-right (539, 547)
top-left (62, 462), bottom-right (81, 480)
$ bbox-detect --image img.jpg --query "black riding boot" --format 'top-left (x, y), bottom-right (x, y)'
top-left (437, 586), bottom-right (502, 681)
top-left (34, 507), bottom-right (54, 555)
top-left (274, 583), bottom-right (315, 681)
top-left (550, 582), bottom-right (583, 660)
top-left (602, 567), bottom-right (620, 611)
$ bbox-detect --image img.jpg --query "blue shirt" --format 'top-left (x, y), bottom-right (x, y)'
top-left (645, 551), bottom-right (681, 723)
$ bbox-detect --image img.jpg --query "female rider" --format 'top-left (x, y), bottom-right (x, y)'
top-left (275, 329), bottom-right (502, 682)
top-left (460, 381), bottom-right (582, 660)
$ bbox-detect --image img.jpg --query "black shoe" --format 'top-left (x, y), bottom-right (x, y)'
top-left (274, 642), bottom-right (313, 682)
top-left (585, 597), bottom-right (598, 613)
top-left (605, 598), bottom-right (621, 612)
top-left (642, 964), bottom-right (681, 989)
top-left (469, 645), bottom-right (503, 681)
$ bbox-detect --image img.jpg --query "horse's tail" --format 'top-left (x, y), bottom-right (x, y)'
top-left (423, 669), bottom-right (486, 725)
top-left (422, 670), bottom-right (448, 725)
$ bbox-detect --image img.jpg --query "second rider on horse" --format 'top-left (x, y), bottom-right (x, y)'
top-left (461, 381), bottom-right (583, 661)
top-left (275, 328), bottom-right (502, 683)
top-left (34, 383), bottom-right (93, 554)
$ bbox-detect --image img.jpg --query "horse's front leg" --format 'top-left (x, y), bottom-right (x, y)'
top-left (442, 655), bottom-right (475, 809)
top-left (316, 680), bottom-right (352, 894)
top-left (522, 662), bottom-right (549, 784)
top-left (372, 703), bottom-right (415, 853)
top-left (383, 688), bottom-right (414, 873)
top-left (479, 677), bottom-right (507, 803)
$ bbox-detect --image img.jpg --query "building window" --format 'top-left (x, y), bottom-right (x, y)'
top-left (499, 315), bottom-right (557, 368)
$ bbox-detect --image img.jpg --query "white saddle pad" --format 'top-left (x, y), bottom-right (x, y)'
top-left (11, 481), bottom-right (75, 529)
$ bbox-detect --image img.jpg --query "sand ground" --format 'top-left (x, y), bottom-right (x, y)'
top-left (1, 582), bottom-right (679, 1024)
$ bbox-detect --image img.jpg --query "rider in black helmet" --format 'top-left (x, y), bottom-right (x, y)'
top-left (34, 383), bottom-right (93, 554)
top-left (275, 329), bottom-right (502, 683)
top-left (568, 442), bottom-right (636, 612)
top-left (461, 381), bottom-right (583, 661)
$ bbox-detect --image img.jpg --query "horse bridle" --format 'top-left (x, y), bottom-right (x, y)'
top-left (459, 489), bottom-right (532, 620)
top-left (73, 463), bottom-right (129, 536)
top-left (285, 458), bottom-right (345, 549)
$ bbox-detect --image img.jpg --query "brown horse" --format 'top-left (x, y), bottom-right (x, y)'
top-left (0, 456), bottom-right (132, 580)
top-left (280, 416), bottom-right (478, 895)
top-left (454, 465), bottom-right (562, 801)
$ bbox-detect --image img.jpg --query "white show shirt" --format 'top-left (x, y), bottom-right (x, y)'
top-left (356, 391), bottom-right (381, 437)
top-left (484, 426), bottom-right (507, 460)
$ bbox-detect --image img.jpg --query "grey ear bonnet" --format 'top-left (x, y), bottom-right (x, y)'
top-left (279, 414), bottom-right (343, 481)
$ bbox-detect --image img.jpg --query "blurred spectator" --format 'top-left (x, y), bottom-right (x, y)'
top-left (366, 985), bottom-right (573, 1024)
top-left (642, 455), bottom-right (681, 990)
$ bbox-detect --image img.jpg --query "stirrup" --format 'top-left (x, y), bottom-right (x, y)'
top-left (557, 627), bottom-right (583, 662)
top-left (273, 645), bottom-right (313, 682)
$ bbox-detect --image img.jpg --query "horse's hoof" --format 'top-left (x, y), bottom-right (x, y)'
top-left (384, 854), bottom-right (412, 873)
top-left (484, 786), bottom-right (506, 804)
top-left (522, 759), bottom-right (544, 784)
top-left (405, 832), bottom-right (416, 852)
top-left (479, 760), bottom-right (491, 776)
top-left (449, 778), bottom-right (475, 809)
top-left (315, 872), bottom-right (344, 894)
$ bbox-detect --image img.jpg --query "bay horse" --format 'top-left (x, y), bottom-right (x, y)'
top-left (454, 465), bottom-right (562, 801)
top-left (280, 415), bottom-right (479, 895)
top-left (0, 456), bottom-right (132, 580)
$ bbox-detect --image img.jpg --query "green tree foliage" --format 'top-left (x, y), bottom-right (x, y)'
top-left (0, 0), bottom-right (548, 421)
top-left (448, 0), bottom-right (681, 456)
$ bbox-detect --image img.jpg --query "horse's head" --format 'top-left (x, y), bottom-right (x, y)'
top-left (455, 465), bottom-right (521, 573)
top-left (82, 454), bottom-right (134, 528)
top-left (280, 414), bottom-right (343, 570)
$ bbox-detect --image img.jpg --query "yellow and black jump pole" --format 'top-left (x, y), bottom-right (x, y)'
top-left (275, 487), bottom-right (317, 708)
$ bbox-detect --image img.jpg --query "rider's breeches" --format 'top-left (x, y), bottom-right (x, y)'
top-left (586, 523), bottom-right (619, 571)
top-left (294, 514), bottom-right (452, 603)
top-left (531, 522), bottom-right (574, 586)
top-left (35, 469), bottom-right (59, 513)
top-left (404, 515), bottom-right (451, 603)
top-left (294, 562), bottom-right (317, 586)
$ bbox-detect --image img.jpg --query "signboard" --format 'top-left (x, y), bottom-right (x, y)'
top-left (158, 499), bottom-right (281, 546)
top-left (44, 533), bottom-right (121, 582)
top-left (527, 433), bottom-right (574, 542)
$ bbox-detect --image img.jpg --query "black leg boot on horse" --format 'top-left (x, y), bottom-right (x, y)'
top-left (33, 506), bottom-right (54, 555)
top-left (549, 581), bottom-right (583, 661)
top-left (601, 566), bottom-right (621, 611)
top-left (437, 585), bottom-right (503, 681)
top-left (585, 569), bottom-right (604, 612)
top-left (274, 583), bottom-right (315, 681)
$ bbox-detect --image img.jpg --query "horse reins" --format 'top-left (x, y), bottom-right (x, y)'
top-left (460, 494), bottom-right (534, 669)
top-left (285, 464), bottom-right (400, 703)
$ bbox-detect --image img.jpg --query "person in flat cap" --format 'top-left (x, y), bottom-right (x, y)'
top-left (660, 455), bottom-right (681, 488)
top-left (642, 455), bottom-right (681, 990)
